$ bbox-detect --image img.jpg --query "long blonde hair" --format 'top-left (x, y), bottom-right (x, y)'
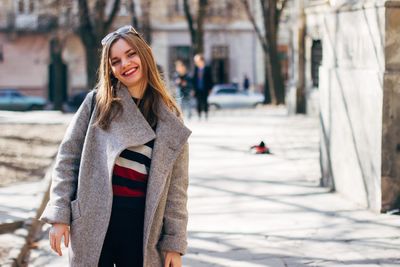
top-left (94, 28), bottom-right (180, 129)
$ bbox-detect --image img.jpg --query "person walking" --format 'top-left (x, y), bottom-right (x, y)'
top-left (192, 54), bottom-right (213, 120)
top-left (173, 60), bottom-right (193, 119)
top-left (40, 25), bottom-right (191, 267)
top-left (243, 74), bottom-right (250, 91)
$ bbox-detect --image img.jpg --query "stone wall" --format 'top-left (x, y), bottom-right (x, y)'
top-left (382, 1), bottom-right (400, 212)
top-left (306, 1), bottom-right (386, 211)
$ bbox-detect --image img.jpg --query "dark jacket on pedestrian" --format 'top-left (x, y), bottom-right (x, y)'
top-left (193, 65), bottom-right (214, 95)
top-left (173, 72), bottom-right (193, 98)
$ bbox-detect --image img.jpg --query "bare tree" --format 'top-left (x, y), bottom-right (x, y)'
top-left (128, 0), bottom-right (152, 44)
top-left (183, 0), bottom-right (209, 55)
top-left (76, 0), bottom-right (121, 90)
top-left (129, 0), bottom-right (139, 28)
top-left (241, 0), bottom-right (288, 104)
top-left (140, 0), bottom-right (152, 44)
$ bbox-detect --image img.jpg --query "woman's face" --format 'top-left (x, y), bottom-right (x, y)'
top-left (109, 38), bottom-right (143, 90)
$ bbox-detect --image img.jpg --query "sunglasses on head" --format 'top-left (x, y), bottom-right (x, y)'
top-left (101, 25), bottom-right (140, 46)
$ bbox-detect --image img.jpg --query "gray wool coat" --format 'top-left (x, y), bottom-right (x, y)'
top-left (40, 86), bottom-right (191, 267)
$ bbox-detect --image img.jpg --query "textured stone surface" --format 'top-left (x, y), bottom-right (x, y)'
top-left (385, 5), bottom-right (400, 70)
top-left (381, 70), bottom-right (400, 211)
top-left (305, 2), bottom-right (386, 211)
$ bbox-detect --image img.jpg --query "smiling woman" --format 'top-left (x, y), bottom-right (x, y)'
top-left (109, 40), bottom-right (144, 98)
top-left (40, 25), bottom-right (191, 267)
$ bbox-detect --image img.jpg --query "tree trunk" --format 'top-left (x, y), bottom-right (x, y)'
top-left (195, 0), bottom-right (208, 54)
top-left (266, 0), bottom-right (285, 105)
top-left (129, 0), bottom-right (139, 28)
top-left (183, 0), bottom-right (196, 54)
top-left (76, 0), bottom-right (121, 91)
top-left (183, 0), bottom-right (208, 55)
top-left (141, 0), bottom-right (152, 45)
top-left (263, 53), bottom-right (275, 104)
top-left (296, 3), bottom-right (306, 113)
top-left (49, 37), bottom-right (67, 110)
top-left (269, 40), bottom-right (285, 104)
top-left (85, 44), bottom-right (101, 90)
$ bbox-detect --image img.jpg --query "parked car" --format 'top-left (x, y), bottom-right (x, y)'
top-left (0, 89), bottom-right (46, 111)
top-left (208, 84), bottom-right (264, 109)
top-left (66, 90), bottom-right (89, 111)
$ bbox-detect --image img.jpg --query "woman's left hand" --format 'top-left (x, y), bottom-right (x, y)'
top-left (164, 251), bottom-right (182, 267)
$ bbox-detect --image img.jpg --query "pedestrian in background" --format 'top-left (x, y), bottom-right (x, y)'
top-left (173, 60), bottom-right (193, 119)
top-left (193, 53), bottom-right (214, 120)
top-left (243, 74), bottom-right (250, 91)
top-left (40, 25), bottom-right (191, 267)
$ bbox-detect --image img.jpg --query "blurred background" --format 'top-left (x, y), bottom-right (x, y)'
top-left (0, 0), bottom-right (399, 266)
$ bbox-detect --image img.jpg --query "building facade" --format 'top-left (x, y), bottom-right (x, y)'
top-left (0, 0), bottom-right (290, 99)
top-left (287, 0), bottom-right (400, 212)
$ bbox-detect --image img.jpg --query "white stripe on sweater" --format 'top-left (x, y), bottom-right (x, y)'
top-left (115, 157), bottom-right (148, 175)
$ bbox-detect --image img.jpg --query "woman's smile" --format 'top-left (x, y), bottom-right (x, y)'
top-left (122, 66), bottom-right (139, 77)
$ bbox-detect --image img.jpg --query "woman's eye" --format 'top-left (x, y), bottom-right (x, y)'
top-left (111, 60), bottom-right (120, 65)
top-left (128, 52), bottom-right (136, 57)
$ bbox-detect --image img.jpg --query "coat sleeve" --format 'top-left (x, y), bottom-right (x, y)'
top-left (39, 91), bottom-right (95, 225)
top-left (158, 142), bottom-right (189, 255)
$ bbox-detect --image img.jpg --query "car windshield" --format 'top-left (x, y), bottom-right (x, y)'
top-left (216, 88), bottom-right (238, 94)
top-left (0, 90), bottom-right (23, 97)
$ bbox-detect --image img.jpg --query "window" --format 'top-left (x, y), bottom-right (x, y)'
top-left (167, 0), bottom-right (183, 16)
top-left (16, 0), bottom-right (35, 14)
top-left (208, 1), bottom-right (233, 17)
top-left (18, 0), bottom-right (24, 13)
top-left (28, 0), bottom-right (34, 13)
top-left (211, 46), bottom-right (229, 84)
top-left (217, 88), bottom-right (237, 95)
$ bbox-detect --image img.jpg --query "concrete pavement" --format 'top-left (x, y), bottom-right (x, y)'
top-left (21, 107), bottom-right (400, 266)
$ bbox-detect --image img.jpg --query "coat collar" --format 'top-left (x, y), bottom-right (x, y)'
top-left (111, 85), bottom-right (191, 151)
top-left (106, 86), bottom-right (156, 148)
top-left (111, 86), bottom-right (192, 250)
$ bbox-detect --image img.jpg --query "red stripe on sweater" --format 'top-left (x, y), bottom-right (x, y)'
top-left (112, 185), bottom-right (145, 197)
top-left (113, 164), bottom-right (148, 183)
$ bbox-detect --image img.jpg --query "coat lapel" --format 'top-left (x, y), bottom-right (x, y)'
top-left (101, 87), bottom-right (156, 176)
top-left (98, 85), bottom-right (191, 250)
top-left (143, 100), bottom-right (191, 249)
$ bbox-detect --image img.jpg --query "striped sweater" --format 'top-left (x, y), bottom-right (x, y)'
top-left (112, 97), bottom-right (155, 208)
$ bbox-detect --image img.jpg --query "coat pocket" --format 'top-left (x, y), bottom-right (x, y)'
top-left (71, 199), bottom-right (82, 221)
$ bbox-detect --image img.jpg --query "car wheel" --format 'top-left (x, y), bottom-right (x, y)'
top-left (253, 102), bottom-right (263, 108)
top-left (209, 103), bottom-right (220, 111)
top-left (29, 104), bottom-right (43, 111)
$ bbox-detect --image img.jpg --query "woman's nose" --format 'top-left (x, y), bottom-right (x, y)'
top-left (121, 57), bottom-right (131, 68)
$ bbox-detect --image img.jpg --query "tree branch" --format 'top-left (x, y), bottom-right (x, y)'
top-left (105, 0), bottom-right (121, 31)
top-left (77, 0), bottom-right (92, 33)
top-left (129, 0), bottom-right (139, 28)
top-left (241, 0), bottom-right (268, 52)
top-left (276, 0), bottom-right (288, 26)
top-left (183, 0), bottom-right (196, 49)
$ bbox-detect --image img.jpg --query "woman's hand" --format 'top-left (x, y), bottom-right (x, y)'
top-left (164, 251), bottom-right (182, 267)
top-left (49, 223), bottom-right (69, 256)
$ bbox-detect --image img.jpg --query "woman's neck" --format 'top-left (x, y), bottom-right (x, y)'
top-left (127, 83), bottom-right (145, 99)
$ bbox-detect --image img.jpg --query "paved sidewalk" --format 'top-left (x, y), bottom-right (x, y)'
top-left (27, 107), bottom-right (399, 266)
